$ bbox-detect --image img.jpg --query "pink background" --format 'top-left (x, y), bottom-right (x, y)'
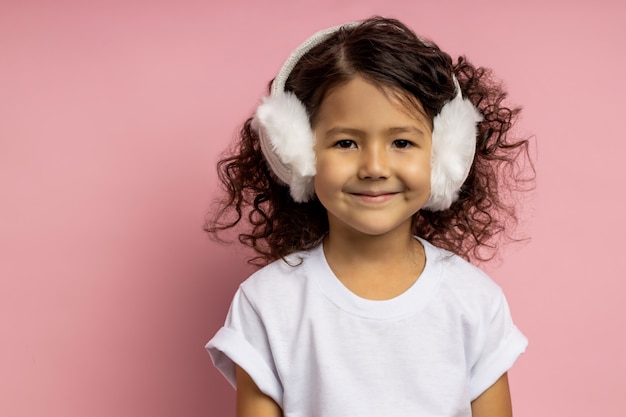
top-left (1, 0), bottom-right (625, 416)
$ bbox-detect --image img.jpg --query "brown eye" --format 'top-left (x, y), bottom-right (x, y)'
top-left (392, 139), bottom-right (413, 149)
top-left (335, 139), bottom-right (356, 149)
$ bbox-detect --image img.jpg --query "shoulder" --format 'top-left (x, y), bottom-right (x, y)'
top-left (238, 246), bottom-right (318, 306)
top-left (421, 238), bottom-right (505, 308)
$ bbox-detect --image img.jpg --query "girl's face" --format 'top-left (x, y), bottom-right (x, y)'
top-left (313, 76), bottom-right (432, 239)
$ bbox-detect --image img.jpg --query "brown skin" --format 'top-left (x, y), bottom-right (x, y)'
top-left (471, 373), bottom-right (513, 417)
top-left (235, 366), bottom-right (513, 417)
top-left (235, 366), bottom-right (283, 417)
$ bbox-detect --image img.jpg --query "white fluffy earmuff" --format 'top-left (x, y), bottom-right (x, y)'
top-left (254, 92), bottom-right (316, 203)
top-left (252, 22), bottom-right (482, 210)
top-left (423, 80), bottom-right (483, 210)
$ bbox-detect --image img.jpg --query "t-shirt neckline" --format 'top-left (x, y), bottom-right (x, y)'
top-left (307, 237), bottom-right (442, 320)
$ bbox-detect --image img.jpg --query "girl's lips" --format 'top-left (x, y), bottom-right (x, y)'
top-left (350, 192), bottom-right (398, 203)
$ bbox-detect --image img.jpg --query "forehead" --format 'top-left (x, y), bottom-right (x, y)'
top-left (314, 76), bottom-right (432, 132)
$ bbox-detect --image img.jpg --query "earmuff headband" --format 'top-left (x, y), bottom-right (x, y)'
top-left (254, 21), bottom-right (482, 210)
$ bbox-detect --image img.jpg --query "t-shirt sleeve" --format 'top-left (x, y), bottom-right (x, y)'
top-left (206, 287), bottom-right (283, 405)
top-left (468, 288), bottom-right (528, 401)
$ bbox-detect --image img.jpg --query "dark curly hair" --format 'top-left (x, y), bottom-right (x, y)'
top-left (205, 17), bottom-right (534, 265)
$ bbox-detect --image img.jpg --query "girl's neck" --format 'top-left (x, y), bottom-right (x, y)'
top-left (322, 226), bottom-right (426, 300)
top-left (324, 228), bottom-right (417, 261)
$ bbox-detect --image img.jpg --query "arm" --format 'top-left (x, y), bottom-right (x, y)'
top-left (470, 372), bottom-right (513, 417)
top-left (235, 365), bottom-right (283, 417)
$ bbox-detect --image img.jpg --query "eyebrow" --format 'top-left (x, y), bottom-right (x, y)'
top-left (323, 126), bottom-right (426, 138)
top-left (387, 126), bottom-right (426, 137)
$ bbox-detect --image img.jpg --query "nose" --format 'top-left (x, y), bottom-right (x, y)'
top-left (357, 144), bottom-right (390, 180)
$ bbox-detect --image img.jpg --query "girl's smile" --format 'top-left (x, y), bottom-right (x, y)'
top-left (313, 76), bottom-right (433, 238)
top-left (349, 191), bottom-right (400, 204)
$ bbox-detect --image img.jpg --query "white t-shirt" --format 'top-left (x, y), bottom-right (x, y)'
top-left (207, 238), bottom-right (527, 417)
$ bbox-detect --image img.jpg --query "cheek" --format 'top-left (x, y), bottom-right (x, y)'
top-left (314, 151), bottom-right (350, 178)
top-left (403, 164), bottom-right (432, 208)
top-left (313, 160), bottom-right (339, 189)
top-left (313, 155), bottom-right (353, 198)
top-left (400, 155), bottom-right (432, 188)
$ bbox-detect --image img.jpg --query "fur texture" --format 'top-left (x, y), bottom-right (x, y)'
top-left (255, 92), bottom-right (316, 202)
top-left (423, 95), bottom-right (482, 211)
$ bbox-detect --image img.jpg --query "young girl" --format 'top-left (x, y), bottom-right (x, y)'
top-left (206, 17), bottom-right (531, 417)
